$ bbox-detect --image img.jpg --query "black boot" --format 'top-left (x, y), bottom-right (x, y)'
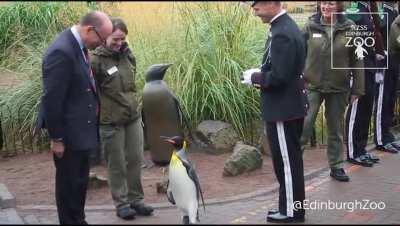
top-left (364, 152), bottom-right (380, 163)
top-left (130, 201), bottom-right (154, 216)
top-left (376, 144), bottom-right (398, 154)
top-left (330, 168), bottom-right (349, 182)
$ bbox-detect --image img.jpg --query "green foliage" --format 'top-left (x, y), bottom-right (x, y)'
top-left (0, 2), bottom-right (86, 62)
top-left (172, 3), bottom-right (265, 140)
top-left (130, 2), bottom-right (267, 142)
top-left (0, 2), bottom-right (87, 153)
top-left (0, 2), bottom-right (313, 154)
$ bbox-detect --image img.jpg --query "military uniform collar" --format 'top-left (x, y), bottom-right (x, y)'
top-left (270, 9), bottom-right (287, 25)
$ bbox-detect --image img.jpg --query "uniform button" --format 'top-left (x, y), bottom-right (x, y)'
top-left (88, 104), bottom-right (92, 108)
top-left (305, 104), bottom-right (309, 108)
top-left (302, 90), bottom-right (306, 94)
top-left (87, 88), bottom-right (91, 92)
top-left (88, 120), bottom-right (92, 124)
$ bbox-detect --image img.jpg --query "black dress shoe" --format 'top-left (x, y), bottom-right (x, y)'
top-left (376, 144), bottom-right (399, 154)
top-left (130, 202), bottom-right (154, 216)
top-left (348, 155), bottom-right (373, 167)
top-left (330, 168), bottom-right (350, 182)
top-left (266, 213), bottom-right (305, 223)
top-left (364, 152), bottom-right (379, 163)
top-left (390, 141), bottom-right (400, 151)
top-left (182, 216), bottom-right (190, 225)
top-left (267, 209), bottom-right (279, 215)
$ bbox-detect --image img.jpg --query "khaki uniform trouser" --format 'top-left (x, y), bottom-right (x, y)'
top-left (100, 117), bottom-right (145, 209)
top-left (301, 90), bottom-right (349, 169)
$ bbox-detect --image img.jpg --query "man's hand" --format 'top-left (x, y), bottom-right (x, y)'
top-left (350, 95), bottom-right (359, 104)
top-left (241, 68), bottom-right (260, 86)
top-left (375, 71), bottom-right (384, 84)
top-left (376, 53), bottom-right (385, 62)
top-left (51, 140), bottom-right (65, 158)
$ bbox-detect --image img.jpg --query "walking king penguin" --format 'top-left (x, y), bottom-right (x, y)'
top-left (162, 136), bottom-right (205, 224)
top-left (142, 64), bottom-right (185, 166)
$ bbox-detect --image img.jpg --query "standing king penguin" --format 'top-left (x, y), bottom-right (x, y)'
top-left (142, 64), bottom-right (185, 165)
top-left (162, 136), bottom-right (205, 225)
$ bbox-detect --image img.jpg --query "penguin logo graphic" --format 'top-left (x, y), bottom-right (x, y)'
top-left (354, 40), bottom-right (368, 60)
top-left (142, 64), bottom-right (185, 166)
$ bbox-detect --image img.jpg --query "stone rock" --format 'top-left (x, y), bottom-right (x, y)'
top-left (156, 180), bottom-right (168, 194)
top-left (156, 167), bottom-right (169, 194)
top-left (0, 183), bottom-right (16, 209)
top-left (223, 142), bottom-right (263, 176)
top-left (0, 208), bottom-right (24, 224)
top-left (88, 172), bottom-right (108, 189)
top-left (194, 120), bottom-right (240, 155)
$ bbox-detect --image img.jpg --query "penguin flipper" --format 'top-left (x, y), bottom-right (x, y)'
top-left (166, 181), bottom-right (176, 205)
top-left (181, 160), bottom-right (206, 213)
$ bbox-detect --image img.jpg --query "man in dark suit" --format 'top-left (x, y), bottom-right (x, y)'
top-left (242, 1), bottom-right (307, 223)
top-left (37, 11), bottom-right (112, 224)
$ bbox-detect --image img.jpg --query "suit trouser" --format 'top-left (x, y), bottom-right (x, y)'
top-left (100, 117), bottom-right (145, 209)
top-left (265, 118), bottom-right (305, 218)
top-left (374, 56), bottom-right (400, 146)
top-left (53, 149), bottom-right (90, 225)
top-left (345, 70), bottom-right (375, 159)
top-left (301, 91), bottom-right (349, 169)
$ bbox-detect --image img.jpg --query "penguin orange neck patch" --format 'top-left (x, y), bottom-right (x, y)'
top-left (170, 151), bottom-right (183, 167)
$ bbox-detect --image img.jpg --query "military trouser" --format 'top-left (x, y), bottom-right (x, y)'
top-left (100, 117), bottom-right (145, 209)
top-left (301, 90), bottom-right (349, 169)
top-left (374, 56), bottom-right (400, 146)
top-left (265, 118), bottom-right (305, 218)
top-left (345, 70), bottom-right (375, 159)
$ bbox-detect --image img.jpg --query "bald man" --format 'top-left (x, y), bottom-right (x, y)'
top-left (37, 11), bottom-right (113, 224)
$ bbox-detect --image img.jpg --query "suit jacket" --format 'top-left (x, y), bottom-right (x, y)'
top-left (36, 28), bottom-right (100, 151)
top-left (251, 13), bottom-right (308, 122)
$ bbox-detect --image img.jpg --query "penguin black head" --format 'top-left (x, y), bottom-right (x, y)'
top-left (161, 135), bottom-right (184, 150)
top-left (145, 63), bottom-right (173, 82)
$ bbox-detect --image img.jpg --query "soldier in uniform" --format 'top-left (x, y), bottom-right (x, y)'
top-left (388, 6), bottom-right (400, 150)
top-left (242, 1), bottom-right (307, 223)
top-left (374, 1), bottom-right (400, 153)
top-left (345, 1), bottom-right (380, 167)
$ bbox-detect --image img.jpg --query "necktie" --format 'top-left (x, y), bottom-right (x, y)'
top-left (82, 47), bottom-right (97, 93)
top-left (83, 47), bottom-right (99, 116)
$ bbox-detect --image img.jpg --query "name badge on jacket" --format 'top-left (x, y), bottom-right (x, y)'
top-left (313, 33), bottom-right (322, 38)
top-left (107, 66), bottom-right (118, 76)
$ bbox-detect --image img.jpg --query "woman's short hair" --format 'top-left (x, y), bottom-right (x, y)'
top-left (111, 18), bottom-right (128, 35)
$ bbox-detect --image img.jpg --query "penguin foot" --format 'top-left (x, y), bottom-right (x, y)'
top-left (182, 216), bottom-right (190, 225)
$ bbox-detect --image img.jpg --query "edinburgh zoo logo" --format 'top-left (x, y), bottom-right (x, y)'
top-left (331, 12), bottom-right (388, 70)
top-left (345, 26), bottom-right (374, 61)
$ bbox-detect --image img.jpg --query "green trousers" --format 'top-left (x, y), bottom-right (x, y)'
top-left (100, 117), bottom-right (145, 209)
top-left (301, 90), bottom-right (349, 169)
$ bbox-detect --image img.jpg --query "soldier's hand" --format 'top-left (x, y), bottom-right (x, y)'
top-left (375, 71), bottom-right (384, 84)
top-left (350, 95), bottom-right (359, 104)
top-left (241, 68), bottom-right (260, 86)
top-left (50, 140), bottom-right (65, 159)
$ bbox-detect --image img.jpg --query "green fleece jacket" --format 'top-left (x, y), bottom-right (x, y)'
top-left (90, 45), bottom-right (140, 125)
top-left (303, 14), bottom-right (365, 96)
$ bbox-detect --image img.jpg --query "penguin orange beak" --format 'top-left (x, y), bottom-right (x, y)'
top-left (160, 136), bottom-right (176, 145)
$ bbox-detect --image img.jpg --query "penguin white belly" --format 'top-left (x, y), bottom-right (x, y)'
top-left (169, 165), bottom-right (198, 215)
